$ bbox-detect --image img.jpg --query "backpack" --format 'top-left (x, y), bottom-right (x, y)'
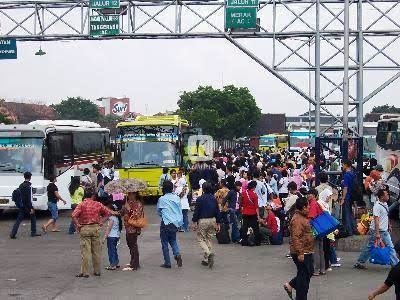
top-left (12, 188), bottom-right (23, 209)
top-left (216, 223), bottom-right (231, 244)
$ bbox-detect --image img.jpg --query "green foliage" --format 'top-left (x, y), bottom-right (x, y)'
top-left (177, 85), bottom-right (261, 139)
top-left (52, 97), bottom-right (101, 122)
top-left (371, 104), bottom-right (400, 114)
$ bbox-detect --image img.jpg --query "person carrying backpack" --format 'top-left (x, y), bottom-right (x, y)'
top-left (10, 172), bottom-right (41, 239)
top-left (340, 159), bottom-right (358, 236)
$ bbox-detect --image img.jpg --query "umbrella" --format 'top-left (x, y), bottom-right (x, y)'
top-left (104, 178), bottom-right (148, 194)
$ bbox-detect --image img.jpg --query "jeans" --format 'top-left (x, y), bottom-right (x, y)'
top-left (68, 204), bottom-right (78, 234)
top-left (10, 208), bottom-right (37, 237)
top-left (47, 201), bottom-right (58, 222)
top-left (182, 209), bottom-right (189, 232)
top-left (313, 238), bottom-right (324, 272)
top-left (289, 253), bottom-right (314, 300)
top-left (228, 209), bottom-right (240, 243)
top-left (107, 237), bottom-right (120, 267)
top-left (329, 245), bottom-right (338, 264)
top-left (357, 230), bottom-right (399, 266)
top-left (160, 222), bottom-right (180, 266)
top-left (342, 200), bottom-right (356, 236)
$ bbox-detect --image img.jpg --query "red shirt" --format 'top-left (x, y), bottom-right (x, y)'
top-left (72, 198), bottom-right (110, 225)
top-left (308, 198), bottom-right (323, 219)
top-left (241, 189), bottom-right (258, 216)
top-left (265, 211), bottom-right (278, 234)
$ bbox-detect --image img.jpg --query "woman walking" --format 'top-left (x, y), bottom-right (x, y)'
top-left (68, 177), bottom-right (85, 234)
top-left (42, 175), bottom-right (66, 233)
top-left (284, 197), bottom-right (314, 300)
top-left (121, 192), bottom-right (144, 271)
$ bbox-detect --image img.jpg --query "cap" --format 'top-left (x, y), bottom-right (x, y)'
top-left (395, 240), bottom-right (400, 253)
top-left (375, 165), bottom-right (384, 172)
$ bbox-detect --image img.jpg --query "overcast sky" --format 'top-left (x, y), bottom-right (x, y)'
top-left (1, 2), bottom-right (399, 117)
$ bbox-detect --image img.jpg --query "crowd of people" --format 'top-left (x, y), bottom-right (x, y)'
top-left (7, 147), bottom-right (400, 299)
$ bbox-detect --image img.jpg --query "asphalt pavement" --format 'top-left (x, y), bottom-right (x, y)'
top-left (0, 206), bottom-right (396, 300)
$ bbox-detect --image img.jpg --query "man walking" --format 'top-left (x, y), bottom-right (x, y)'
top-left (340, 159), bottom-right (357, 236)
top-left (157, 180), bottom-right (183, 269)
top-left (354, 189), bottom-right (399, 269)
top-left (192, 182), bottom-right (221, 268)
top-left (10, 172), bottom-right (41, 239)
top-left (72, 187), bottom-right (114, 278)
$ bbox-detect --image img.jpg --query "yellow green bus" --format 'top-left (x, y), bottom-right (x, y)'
top-left (114, 115), bottom-right (189, 196)
top-left (259, 134), bottom-right (289, 152)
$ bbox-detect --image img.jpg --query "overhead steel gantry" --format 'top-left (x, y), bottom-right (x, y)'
top-left (1, 0), bottom-right (400, 142)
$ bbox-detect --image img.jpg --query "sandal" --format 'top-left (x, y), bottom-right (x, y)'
top-left (122, 267), bottom-right (134, 271)
top-left (283, 283), bottom-right (293, 300)
top-left (51, 230), bottom-right (61, 232)
top-left (76, 273), bottom-right (89, 278)
top-left (313, 272), bottom-right (321, 276)
top-left (41, 225), bottom-right (47, 233)
top-left (105, 266), bottom-right (116, 271)
top-left (319, 271), bottom-right (326, 275)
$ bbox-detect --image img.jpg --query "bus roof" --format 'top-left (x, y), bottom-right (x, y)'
top-left (29, 120), bottom-right (102, 128)
top-left (117, 115), bottom-right (189, 128)
top-left (260, 133), bottom-right (287, 137)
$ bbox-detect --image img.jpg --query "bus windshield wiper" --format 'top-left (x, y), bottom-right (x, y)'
top-left (135, 161), bottom-right (160, 166)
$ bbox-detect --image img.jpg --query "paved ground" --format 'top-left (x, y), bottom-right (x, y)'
top-left (0, 205), bottom-right (396, 300)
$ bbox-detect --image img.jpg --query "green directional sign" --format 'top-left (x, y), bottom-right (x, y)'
top-left (90, 15), bottom-right (120, 37)
top-left (225, 7), bottom-right (257, 29)
top-left (227, 0), bottom-right (258, 7)
top-left (0, 38), bottom-right (17, 60)
top-left (90, 0), bottom-right (120, 9)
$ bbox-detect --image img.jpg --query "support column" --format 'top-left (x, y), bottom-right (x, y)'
top-left (342, 0), bottom-right (350, 160)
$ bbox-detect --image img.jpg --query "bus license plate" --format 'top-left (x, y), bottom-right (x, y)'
top-left (0, 199), bottom-right (9, 204)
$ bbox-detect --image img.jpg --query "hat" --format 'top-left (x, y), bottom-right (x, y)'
top-left (375, 165), bottom-right (384, 172)
top-left (395, 240), bottom-right (400, 253)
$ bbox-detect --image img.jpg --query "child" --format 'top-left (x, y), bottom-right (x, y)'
top-left (103, 204), bottom-right (122, 270)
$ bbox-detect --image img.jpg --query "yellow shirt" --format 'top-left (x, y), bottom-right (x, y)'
top-left (71, 186), bottom-right (85, 205)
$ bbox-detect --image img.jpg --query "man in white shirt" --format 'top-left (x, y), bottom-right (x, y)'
top-left (254, 171), bottom-right (272, 218)
top-left (355, 189), bottom-right (399, 269)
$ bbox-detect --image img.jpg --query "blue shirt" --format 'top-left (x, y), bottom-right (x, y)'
top-left (343, 170), bottom-right (354, 201)
top-left (192, 193), bottom-right (221, 223)
top-left (108, 216), bottom-right (120, 238)
top-left (157, 193), bottom-right (183, 228)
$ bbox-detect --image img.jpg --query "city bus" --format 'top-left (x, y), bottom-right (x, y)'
top-left (0, 120), bottom-right (110, 212)
top-left (259, 134), bottom-right (289, 152)
top-left (289, 130), bottom-right (315, 153)
top-left (114, 115), bottom-right (190, 196)
top-left (376, 115), bottom-right (400, 207)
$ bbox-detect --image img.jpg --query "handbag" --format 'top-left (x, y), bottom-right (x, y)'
top-left (128, 210), bottom-right (147, 228)
top-left (369, 239), bottom-right (391, 265)
top-left (310, 211), bottom-right (340, 239)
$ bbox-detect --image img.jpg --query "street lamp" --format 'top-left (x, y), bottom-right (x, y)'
top-left (35, 46), bottom-right (46, 56)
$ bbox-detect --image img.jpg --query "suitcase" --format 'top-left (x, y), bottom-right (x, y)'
top-left (216, 223), bottom-right (231, 244)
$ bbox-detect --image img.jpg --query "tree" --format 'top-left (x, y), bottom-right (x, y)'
top-left (0, 99), bottom-right (17, 124)
top-left (52, 97), bottom-right (101, 122)
top-left (371, 104), bottom-right (400, 114)
top-left (177, 85), bottom-right (261, 139)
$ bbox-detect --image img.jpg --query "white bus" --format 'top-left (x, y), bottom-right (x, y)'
top-left (0, 120), bottom-right (110, 212)
top-left (376, 115), bottom-right (400, 202)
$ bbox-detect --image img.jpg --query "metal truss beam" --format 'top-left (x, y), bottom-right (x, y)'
top-left (1, 0), bottom-right (400, 141)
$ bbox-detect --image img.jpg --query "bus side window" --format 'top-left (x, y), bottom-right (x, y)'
top-left (48, 133), bottom-right (73, 176)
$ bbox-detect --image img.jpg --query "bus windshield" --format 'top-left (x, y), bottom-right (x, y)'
top-left (121, 141), bottom-right (178, 168)
top-left (260, 137), bottom-right (275, 147)
top-left (0, 137), bottom-right (43, 173)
